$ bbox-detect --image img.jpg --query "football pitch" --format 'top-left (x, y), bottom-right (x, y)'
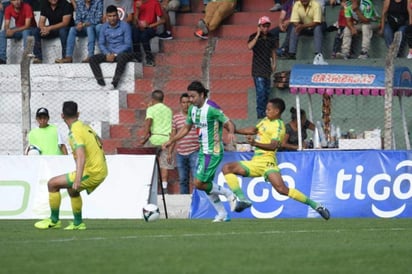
top-left (1, 218), bottom-right (411, 274)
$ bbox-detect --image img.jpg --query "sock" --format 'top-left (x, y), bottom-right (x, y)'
top-left (288, 188), bottom-right (318, 209)
top-left (49, 192), bottom-right (61, 223)
top-left (162, 182), bottom-right (168, 189)
top-left (224, 173), bottom-right (245, 199)
top-left (70, 196), bottom-right (83, 226)
top-left (210, 183), bottom-right (233, 199)
top-left (207, 193), bottom-right (227, 217)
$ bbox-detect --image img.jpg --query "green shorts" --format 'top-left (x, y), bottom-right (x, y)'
top-left (239, 156), bottom-right (280, 181)
top-left (196, 153), bottom-right (223, 183)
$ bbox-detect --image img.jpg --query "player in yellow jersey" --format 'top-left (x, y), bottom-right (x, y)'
top-left (222, 98), bottom-right (330, 220)
top-left (34, 101), bottom-right (108, 230)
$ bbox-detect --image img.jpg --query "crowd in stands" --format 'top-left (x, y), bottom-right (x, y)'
top-left (1, 0), bottom-right (412, 67)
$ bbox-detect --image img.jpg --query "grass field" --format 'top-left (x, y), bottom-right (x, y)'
top-left (1, 218), bottom-right (411, 274)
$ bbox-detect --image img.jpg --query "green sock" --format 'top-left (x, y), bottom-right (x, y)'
top-left (70, 196), bottom-right (83, 226)
top-left (49, 192), bottom-right (61, 223)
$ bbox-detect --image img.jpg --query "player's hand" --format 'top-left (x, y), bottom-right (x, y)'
top-left (72, 180), bottom-right (81, 191)
top-left (246, 135), bottom-right (255, 146)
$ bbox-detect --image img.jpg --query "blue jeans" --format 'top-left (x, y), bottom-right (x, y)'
top-left (384, 23), bottom-right (407, 56)
top-left (176, 151), bottom-right (198, 194)
top-left (0, 27), bottom-right (42, 61)
top-left (253, 76), bottom-right (271, 119)
top-left (66, 25), bottom-right (98, 57)
top-left (289, 23), bottom-right (326, 54)
top-left (0, 1), bottom-right (10, 30)
top-left (35, 26), bottom-right (70, 58)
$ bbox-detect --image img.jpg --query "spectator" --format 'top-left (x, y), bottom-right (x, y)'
top-left (269, 0), bottom-right (296, 57)
top-left (247, 16), bottom-right (277, 119)
top-left (168, 93), bottom-right (199, 194)
top-left (221, 98), bottom-right (330, 220)
top-left (55, 0), bottom-right (103, 63)
top-left (287, 0), bottom-right (328, 65)
top-left (404, 1), bottom-right (412, 59)
top-left (270, 0), bottom-right (282, 12)
top-left (379, 0), bottom-right (409, 57)
top-left (36, 0), bottom-right (74, 60)
top-left (0, 0), bottom-right (11, 31)
top-left (34, 101), bottom-right (108, 230)
top-left (26, 107), bottom-right (68, 155)
top-left (0, 0), bottom-right (42, 64)
top-left (281, 107), bottom-right (315, 151)
top-left (336, 0), bottom-right (379, 59)
top-left (103, 0), bottom-right (134, 23)
top-left (139, 90), bottom-right (174, 193)
top-left (162, 81), bottom-right (237, 222)
top-left (329, 0), bottom-right (348, 58)
top-left (132, 0), bottom-right (166, 66)
top-left (89, 4), bottom-right (135, 88)
top-left (158, 0), bottom-right (180, 40)
top-left (194, 0), bottom-right (236, 39)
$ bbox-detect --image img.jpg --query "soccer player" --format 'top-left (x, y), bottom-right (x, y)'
top-left (34, 101), bottom-right (108, 230)
top-left (163, 80), bottom-right (237, 222)
top-left (221, 98), bottom-right (330, 220)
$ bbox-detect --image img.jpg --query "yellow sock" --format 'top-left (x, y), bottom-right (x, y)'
top-left (288, 188), bottom-right (317, 209)
top-left (224, 173), bottom-right (245, 199)
top-left (70, 196), bottom-right (83, 225)
top-left (49, 192), bottom-right (61, 223)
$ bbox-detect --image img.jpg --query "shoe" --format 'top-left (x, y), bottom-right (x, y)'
top-left (285, 53), bottom-right (296, 60)
top-left (145, 59), bottom-right (156, 67)
top-left (335, 52), bottom-right (349, 60)
top-left (97, 79), bottom-right (106, 86)
top-left (234, 199), bottom-right (252, 213)
top-left (212, 214), bottom-right (231, 223)
top-left (313, 53), bottom-right (328, 65)
top-left (197, 19), bottom-right (209, 35)
top-left (111, 81), bottom-right (118, 89)
top-left (276, 48), bottom-right (286, 57)
top-left (228, 195), bottom-right (237, 212)
top-left (82, 57), bottom-right (90, 63)
top-left (0, 59), bottom-right (6, 64)
top-left (34, 218), bottom-right (62, 229)
top-left (194, 29), bottom-right (208, 40)
top-left (64, 222), bottom-right (87, 230)
top-left (407, 52), bottom-right (412, 59)
top-left (270, 3), bottom-right (282, 12)
top-left (315, 204), bottom-right (330, 220)
top-left (178, 5), bottom-right (191, 13)
top-left (32, 58), bottom-right (42, 64)
top-left (55, 57), bottom-right (73, 63)
top-left (358, 51), bottom-right (369, 59)
top-left (158, 30), bottom-right (173, 40)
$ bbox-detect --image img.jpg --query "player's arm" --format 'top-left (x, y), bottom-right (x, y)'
top-left (163, 123), bottom-right (192, 149)
top-left (73, 146), bottom-right (86, 191)
top-left (235, 126), bottom-right (257, 135)
top-left (249, 137), bottom-right (280, 151)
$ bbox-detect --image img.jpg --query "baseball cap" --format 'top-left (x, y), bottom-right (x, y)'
top-left (36, 107), bottom-right (49, 117)
top-left (258, 16), bottom-right (271, 26)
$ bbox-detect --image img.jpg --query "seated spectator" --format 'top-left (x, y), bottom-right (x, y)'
top-left (336, 0), bottom-right (379, 59)
top-left (0, 0), bottom-right (42, 64)
top-left (132, 0), bottom-right (166, 66)
top-left (158, 0), bottom-right (180, 40)
top-left (55, 0), bottom-right (103, 63)
top-left (270, 0), bottom-right (282, 12)
top-left (103, 0), bottom-right (134, 23)
top-left (379, 0), bottom-right (409, 57)
top-left (329, 0), bottom-right (348, 58)
top-left (0, 0), bottom-right (11, 30)
top-left (194, 0), bottom-right (236, 39)
top-left (287, 0), bottom-right (328, 64)
top-left (36, 0), bottom-right (74, 60)
top-left (269, 0), bottom-right (296, 57)
top-left (281, 107), bottom-right (315, 151)
top-left (89, 5), bottom-right (135, 88)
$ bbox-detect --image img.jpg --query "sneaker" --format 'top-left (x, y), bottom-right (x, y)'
top-left (82, 57), bottom-right (90, 63)
top-left (158, 30), bottom-right (173, 40)
top-left (315, 204), bottom-right (330, 220)
top-left (34, 218), bottom-right (62, 229)
top-left (97, 79), bottom-right (106, 86)
top-left (285, 53), bottom-right (296, 60)
top-left (194, 29), bottom-right (208, 40)
top-left (55, 57), bottom-right (73, 63)
top-left (335, 52), bottom-right (349, 60)
top-left (32, 58), bottom-right (42, 64)
top-left (64, 222), bottom-right (87, 230)
top-left (313, 53), bottom-right (328, 65)
top-left (234, 199), bottom-right (252, 213)
top-left (228, 195), bottom-right (237, 212)
top-left (358, 51), bottom-right (369, 59)
top-left (212, 214), bottom-right (231, 223)
top-left (276, 48), bottom-right (286, 57)
top-left (407, 52), bottom-right (412, 59)
top-left (197, 19), bottom-right (208, 35)
top-left (270, 3), bottom-right (282, 12)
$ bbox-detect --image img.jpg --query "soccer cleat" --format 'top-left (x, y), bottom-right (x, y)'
top-left (235, 199), bottom-right (252, 213)
top-left (64, 222), bottom-right (87, 230)
top-left (34, 218), bottom-right (62, 229)
top-left (315, 205), bottom-right (330, 220)
top-left (228, 195), bottom-right (237, 212)
top-left (194, 29), bottom-right (208, 40)
top-left (212, 214), bottom-right (231, 223)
